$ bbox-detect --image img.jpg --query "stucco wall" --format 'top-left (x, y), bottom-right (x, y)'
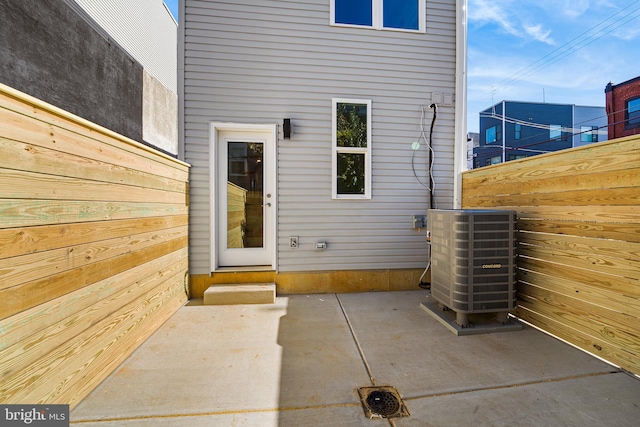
top-left (0, 0), bottom-right (143, 143)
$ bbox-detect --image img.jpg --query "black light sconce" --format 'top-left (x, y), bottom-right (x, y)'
top-left (283, 118), bottom-right (291, 139)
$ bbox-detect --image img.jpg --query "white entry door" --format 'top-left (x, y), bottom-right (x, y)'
top-left (212, 125), bottom-right (276, 268)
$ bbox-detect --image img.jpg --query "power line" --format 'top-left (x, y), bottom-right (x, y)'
top-left (485, 1), bottom-right (640, 98)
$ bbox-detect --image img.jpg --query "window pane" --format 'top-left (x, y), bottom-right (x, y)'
top-left (486, 126), bottom-right (496, 144)
top-left (335, 0), bottom-right (372, 26)
top-left (227, 142), bottom-right (264, 249)
top-left (337, 152), bottom-right (365, 194)
top-left (628, 98), bottom-right (640, 126)
top-left (383, 0), bottom-right (419, 30)
top-left (550, 124), bottom-right (562, 139)
top-left (336, 103), bottom-right (368, 147)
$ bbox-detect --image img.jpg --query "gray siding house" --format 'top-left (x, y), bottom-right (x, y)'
top-left (180, 0), bottom-right (468, 293)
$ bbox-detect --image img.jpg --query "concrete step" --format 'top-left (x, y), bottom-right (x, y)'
top-left (203, 283), bottom-right (276, 305)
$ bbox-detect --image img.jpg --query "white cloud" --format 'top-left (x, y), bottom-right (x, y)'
top-left (524, 24), bottom-right (554, 44)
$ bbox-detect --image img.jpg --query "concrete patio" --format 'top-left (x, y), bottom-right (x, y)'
top-left (71, 290), bottom-right (640, 426)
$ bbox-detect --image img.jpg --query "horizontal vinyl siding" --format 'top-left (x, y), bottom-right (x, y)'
top-left (183, 0), bottom-right (457, 274)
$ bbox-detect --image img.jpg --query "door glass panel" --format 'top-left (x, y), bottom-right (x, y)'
top-left (227, 142), bottom-right (263, 248)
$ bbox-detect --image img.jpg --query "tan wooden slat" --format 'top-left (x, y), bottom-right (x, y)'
top-left (0, 84), bottom-right (189, 177)
top-left (518, 232), bottom-right (640, 261)
top-left (0, 237), bottom-right (187, 320)
top-left (517, 267), bottom-right (640, 319)
top-left (514, 205), bottom-right (640, 222)
top-left (62, 290), bottom-right (186, 409)
top-left (464, 168), bottom-right (639, 198)
top-left (519, 219), bottom-right (640, 243)
top-left (518, 244), bottom-right (639, 279)
top-left (0, 248), bottom-right (188, 352)
top-left (463, 187), bottom-right (639, 207)
top-left (1, 168), bottom-right (185, 204)
top-left (0, 257), bottom-right (187, 383)
top-left (0, 215), bottom-right (188, 259)
top-left (462, 136), bottom-right (640, 184)
top-left (0, 274), bottom-right (186, 406)
top-left (0, 225), bottom-right (188, 290)
top-left (516, 293), bottom-right (640, 359)
top-left (0, 199), bottom-right (188, 229)
top-left (518, 257), bottom-right (639, 298)
top-left (0, 137), bottom-right (186, 193)
top-left (515, 305), bottom-right (639, 374)
top-left (518, 282), bottom-right (638, 339)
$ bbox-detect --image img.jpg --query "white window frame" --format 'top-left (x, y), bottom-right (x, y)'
top-left (330, 0), bottom-right (426, 33)
top-left (332, 98), bottom-right (372, 199)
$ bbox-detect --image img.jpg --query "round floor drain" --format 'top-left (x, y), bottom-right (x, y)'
top-left (357, 386), bottom-right (409, 419)
top-left (366, 390), bottom-right (400, 416)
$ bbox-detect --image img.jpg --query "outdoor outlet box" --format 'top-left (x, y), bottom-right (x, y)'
top-left (289, 237), bottom-right (298, 248)
top-left (314, 242), bottom-right (327, 251)
top-left (412, 215), bottom-right (426, 228)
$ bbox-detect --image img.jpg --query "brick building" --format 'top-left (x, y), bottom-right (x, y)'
top-left (605, 75), bottom-right (640, 140)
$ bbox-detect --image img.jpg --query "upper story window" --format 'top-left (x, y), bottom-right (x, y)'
top-left (485, 125), bottom-right (501, 144)
top-left (627, 97), bottom-right (640, 128)
top-left (331, 0), bottom-right (426, 33)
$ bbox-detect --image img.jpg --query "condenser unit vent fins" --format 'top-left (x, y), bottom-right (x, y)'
top-left (428, 209), bottom-right (517, 317)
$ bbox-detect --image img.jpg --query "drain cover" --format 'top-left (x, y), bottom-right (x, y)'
top-left (357, 386), bottom-right (409, 419)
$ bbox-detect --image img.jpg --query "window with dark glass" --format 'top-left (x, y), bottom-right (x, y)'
top-left (332, 0), bottom-right (424, 32)
top-left (627, 97), bottom-right (640, 127)
top-left (333, 99), bottom-right (372, 198)
top-left (485, 125), bottom-right (501, 144)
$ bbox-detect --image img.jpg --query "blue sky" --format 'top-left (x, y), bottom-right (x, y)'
top-left (467, 0), bottom-right (640, 132)
top-left (164, 1), bottom-right (640, 133)
top-left (164, 0), bottom-right (178, 21)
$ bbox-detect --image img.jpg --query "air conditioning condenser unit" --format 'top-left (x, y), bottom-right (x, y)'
top-left (427, 209), bottom-right (517, 327)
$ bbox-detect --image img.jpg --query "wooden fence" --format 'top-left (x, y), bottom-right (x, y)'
top-left (0, 83), bottom-right (189, 407)
top-left (462, 135), bottom-right (640, 375)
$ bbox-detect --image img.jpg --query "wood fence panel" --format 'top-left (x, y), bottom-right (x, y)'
top-left (0, 83), bottom-right (189, 408)
top-left (462, 135), bottom-right (640, 375)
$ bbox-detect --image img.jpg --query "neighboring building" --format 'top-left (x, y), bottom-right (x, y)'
top-left (180, 0), bottom-right (468, 290)
top-left (467, 132), bottom-right (479, 170)
top-left (473, 101), bottom-right (607, 168)
top-left (605, 75), bottom-right (640, 140)
top-left (0, 0), bottom-right (177, 154)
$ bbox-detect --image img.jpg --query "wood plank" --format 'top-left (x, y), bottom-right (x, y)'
top-left (463, 187), bottom-right (640, 207)
top-left (0, 236), bottom-right (187, 320)
top-left (0, 215), bottom-right (188, 259)
top-left (462, 136), bottom-right (640, 184)
top-left (0, 85), bottom-right (189, 178)
top-left (517, 294), bottom-right (640, 357)
top-left (517, 267), bottom-right (640, 319)
top-left (519, 219), bottom-right (640, 243)
top-left (0, 273), bottom-right (186, 406)
top-left (0, 225), bottom-right (187, 290)
top-left (518, 232), bottom-right (640, 261)
top-left (518, 282), bottom-right (638, 338)
top-left (463, 168), bottom-right (639, 198)
top-left (0, 137), bottom-right (187, 193)
top-left (1, 168), bottom-right (186, 204)
top-left (518, 245), bottom-right (639, 279)
top-left (515, 205), bottom-right (640, 223)
top-left (0, 258), bottom-right (187, 383)
top-left (515, 305), bottom-right (640, 375)
top-left (63, 291), bottom-right (185, 409)
top-left (0, 199), bottom-right (188, 229)
top-left (0, 248), bottom-right (188, 352)
top-left (518, 257), bottom-right (640, 298)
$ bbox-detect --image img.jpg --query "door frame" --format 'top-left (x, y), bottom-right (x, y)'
top-left (210, 122), bottom-right (277, 272)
